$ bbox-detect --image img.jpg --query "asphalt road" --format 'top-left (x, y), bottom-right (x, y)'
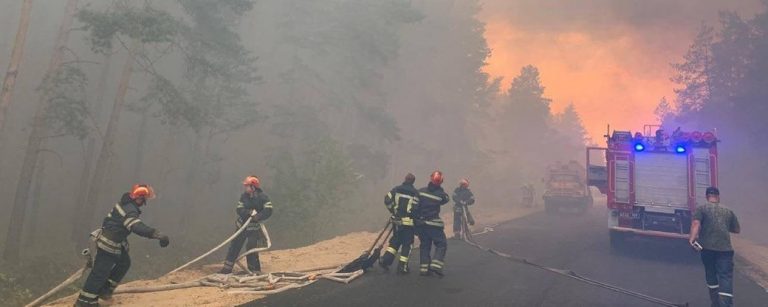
top-left (246, 207), bottom-right (768, 307)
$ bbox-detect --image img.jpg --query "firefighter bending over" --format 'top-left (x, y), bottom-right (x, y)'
top-left (219, 176), bottom-right (273, 275)
top-left (380, 173), bottom-right (420, 274)
top-left (76, 184), bottom-right (169, 307)
top-left (452, 178), bottom-right (475, 239)
top-left (415, 170), bottom-right (450, 277)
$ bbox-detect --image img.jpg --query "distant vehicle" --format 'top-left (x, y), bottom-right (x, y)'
top-left (586, 125), bottom-right (719, 248)
top-left (542, 160), bottom-right (592, 213)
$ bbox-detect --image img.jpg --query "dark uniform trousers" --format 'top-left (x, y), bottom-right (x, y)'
top-left (381, 224), bottom-right (415, 267)
top-left (77, 247), bottom-right (130, 305)
top-left (223, 228), bottom-right (263, 272)
top-left (417, 223), bottom-right (447, 274)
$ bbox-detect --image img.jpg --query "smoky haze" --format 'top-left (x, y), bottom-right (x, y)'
top-left (480, 0), bottom-right (763, 141)
top-left (0, 0), bottom-right (766, 305)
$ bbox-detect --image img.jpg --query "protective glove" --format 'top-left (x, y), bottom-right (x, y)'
top-left (155, 232), bottom-right (170, 248)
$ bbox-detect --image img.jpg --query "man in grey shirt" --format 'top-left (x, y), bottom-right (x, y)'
top-left (689, 187), bottom-right (741, 307)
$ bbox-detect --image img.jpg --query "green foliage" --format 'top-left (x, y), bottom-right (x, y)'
top-left (267, 137), bottom-right (359, 245)
top-left (77, 4), bottom-right (180, 54)
top-left (0, 272), bottom-right (33, 307)
top-left (38, 65), bottom-right (90, 139)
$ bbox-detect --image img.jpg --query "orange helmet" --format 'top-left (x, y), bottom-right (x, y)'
top-left (430, 170), bottom-right (444, 185)
top-left (130, 184), bottom-right (156, 200)
top-left (243, 176), bottom-right (260, 188)
top-left (459, 178), bottom-right (469, 188)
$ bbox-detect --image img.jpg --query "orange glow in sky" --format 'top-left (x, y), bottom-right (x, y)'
top-left (481, 20), bottom-right (680, 142)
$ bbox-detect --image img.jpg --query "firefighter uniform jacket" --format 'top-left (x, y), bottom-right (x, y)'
top-left (96, 193), bottom-right (158, 254)
top-left (415, 183), bottom-right (450, 228)
top-left (385, 182), bottom-right (420, 226)
top-left (452, 187), bottom-right (475, 212)
top-left (236, 189), bottom-right (273, 231)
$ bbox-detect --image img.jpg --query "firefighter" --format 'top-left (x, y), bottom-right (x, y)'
top-left (415, 170), bottom-right (450, 277)
top-left (521, 183), bottom-right (534, 207)
top-left (219, 176), bottom-right (273, 275)
top-left (452, 178), bottom-right (475, 239)
top-left (379, 173), bottom-right (420, 274)
top-left (689, 187), bottom-right (741, 307)
top-left (76, 184), bottom-right (169, 307)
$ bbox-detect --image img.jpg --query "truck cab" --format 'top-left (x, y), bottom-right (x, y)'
top-left (586, 126), bottom-right (719, 247)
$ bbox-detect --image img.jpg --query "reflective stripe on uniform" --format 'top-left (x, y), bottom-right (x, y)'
top-left (386, 247), bottom-right (397, 254)
top-left (419, 192), bottom-right (442, 201)
top-left (420, 264), bottom-right (429, 272)
top-left (97, 242), bottom-right (122, 254)
top-left (425, 219), bottom-right (444, 227)
top-left (718, 292), bottom-right (733, 297)
top-left (399, 256), bottom-right (408, 262)
top-left (707, 284), bottom-right (719, 289)
top-left (79, 290), bottom-right (99, 299)
top-left (126, 218), bottom-right (141, 229)
top-left (400, 217), bottom-right (414, 226)
top-left (114, 204), bottom-right (126, 216)
top-left (264, 202), bottom-right (273, 208)
top-left (431, 260), bottom-right (444, 268)
top-left (236, 201), bottom-right (244, 209)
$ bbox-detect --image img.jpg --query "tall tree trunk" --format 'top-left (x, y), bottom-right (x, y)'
top-left (71, 52), bottom-right (111, 244)
top-left (24, 156), bottom-right (45, 246)
top-left (0, 0), bottom-right (34, 140)
top-left (131, 106), bottom-right (149, 183)
top-left (75, 43), bottom-right (137, 248)
top-left (2, 0), bottom-right (78, 263)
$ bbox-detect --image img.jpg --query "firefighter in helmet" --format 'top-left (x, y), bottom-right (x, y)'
top-left (415, 170), bottom-right (450, 277)
top-left (76, 184), bottom-right (169, 306)
top-left (219, 176), bottom-right (273, 274)
top-left (452, 178), bottom-right (475, 239)
top-left (380, 173), bottom-right (420, 274)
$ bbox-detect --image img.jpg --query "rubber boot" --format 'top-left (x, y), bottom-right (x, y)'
top-left (397, 261), bottom-right (409, 275)
top-left (708, 289), bottom-right (721, 307)
top-left (378, 258), bottom-right (390, 272)
top-left (719, 295), bottom-right (732, 307)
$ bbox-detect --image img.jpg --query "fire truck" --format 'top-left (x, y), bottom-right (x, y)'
top-left (543, 160), bottom-right (593, 213)
top-left (586, 125), bottom-right (719, 248)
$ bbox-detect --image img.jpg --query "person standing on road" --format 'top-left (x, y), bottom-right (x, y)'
top-left (689, 187), bottom-right (741, 307)
top-left (452, 178), bottom-right (475, 239)
top-left (219, 176), bottom-right (273, 275)
top-left (380, 173), bottom-right (420, 274)
top-left (76, 184), bottom-right (169, 307)
top-left (415, 170), bottom-right (450, 277)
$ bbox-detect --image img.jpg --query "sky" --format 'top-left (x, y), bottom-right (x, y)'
top-left (478, 0), bottom-right (763, 141)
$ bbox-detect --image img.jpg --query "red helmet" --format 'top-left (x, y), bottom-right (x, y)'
top-left (243, 176), bottom-right (260, 188)
top-left (459, 178), bottom-right (469, 188)
top-left (430, 171), bottom-right (444, 185)
top-left (130, 184), bottom-right (155, 200)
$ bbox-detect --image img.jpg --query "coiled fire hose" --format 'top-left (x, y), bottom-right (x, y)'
top-left (460, 217), bottom-right (688, 307)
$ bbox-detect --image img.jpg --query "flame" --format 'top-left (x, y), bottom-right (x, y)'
top-left (483, 20), bottom-right (677, 141)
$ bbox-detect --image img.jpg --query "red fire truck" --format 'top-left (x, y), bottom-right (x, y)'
top-left (586, 125), bottom-right (719, 248)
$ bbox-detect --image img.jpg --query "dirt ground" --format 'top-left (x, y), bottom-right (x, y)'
top-left (45, 206), bottom-right (538, 307)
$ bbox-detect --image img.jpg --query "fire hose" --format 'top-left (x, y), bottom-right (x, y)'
top-left (25, 249), bottom-right (93, 307)
top-left (459, 217), bottom-right (689, 307)
top-left (169, 215), bottom-right (255, 274)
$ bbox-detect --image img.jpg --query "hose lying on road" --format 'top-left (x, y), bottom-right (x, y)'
top-left (25, 249), bottom-right (93, 307)
top-left (169, 216), bottom-right (254, 274)
top-left (460, 218), bottom-right (689, 307)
